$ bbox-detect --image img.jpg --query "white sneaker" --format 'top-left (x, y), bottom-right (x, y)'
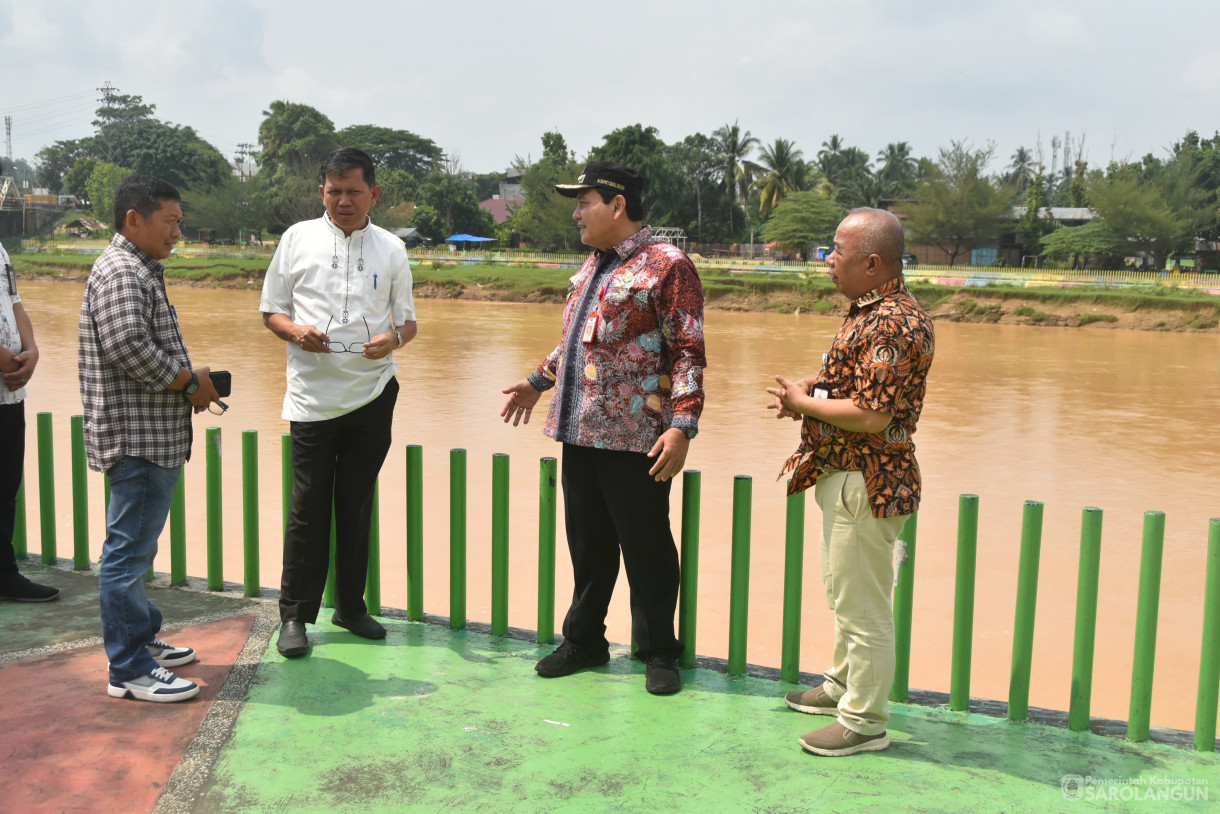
top-left (146, 637), bottom-right (196, 667)
top-left (108, 666), bottom-right (200, 703)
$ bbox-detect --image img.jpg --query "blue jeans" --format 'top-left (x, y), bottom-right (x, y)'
top-left (99, 456), bottom-right (180, 682)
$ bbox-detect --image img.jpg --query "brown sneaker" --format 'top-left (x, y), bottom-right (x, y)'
top-left (784, 685), bottom-right (838, 715)
top-left (798, 721), bottom-right (890, 756)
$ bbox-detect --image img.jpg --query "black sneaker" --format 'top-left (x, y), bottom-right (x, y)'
top-left (0, 572), bottom-right (60, 602)
top-left (535, 640), bottom-right (610, 677)
top-left (645, 656), bottom-right (682, 695)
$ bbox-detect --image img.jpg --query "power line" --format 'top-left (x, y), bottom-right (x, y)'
top-left (0, 89), bottom-right (96, 115)
top-left (9, 102), bottom-right (95, 128)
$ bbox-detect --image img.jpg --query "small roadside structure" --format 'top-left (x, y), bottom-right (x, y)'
top-left (55, 215), bottom-right (110, 238)
top-left (390, 227), bottom-right (429, 248)
top-left (445, 233), bottom-right (497, 250)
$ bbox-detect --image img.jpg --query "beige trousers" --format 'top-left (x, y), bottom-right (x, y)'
top-left (815, 469), bottom-right (909, 736)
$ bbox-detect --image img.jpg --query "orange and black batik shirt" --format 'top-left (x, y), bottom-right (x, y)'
top-left (780, 275), bottom-right (935, 518)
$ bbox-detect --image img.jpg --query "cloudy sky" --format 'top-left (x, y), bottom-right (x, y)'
top-left (3, 0), bottom-right (1217, 177)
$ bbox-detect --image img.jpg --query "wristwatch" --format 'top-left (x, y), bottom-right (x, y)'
top-left (183, 371), bottom-right (199, 400)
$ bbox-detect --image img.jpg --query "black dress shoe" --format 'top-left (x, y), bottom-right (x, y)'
top-left (645, 656), bottom-right (682, 695)
top-left (277, 621), bottom-right (309, 657)
top-left (0, 572), bottom-right (60, 602)
top-left (535, 640), bottom-right (610, 677)
top-left (331, 612), bottom-right (386, 640)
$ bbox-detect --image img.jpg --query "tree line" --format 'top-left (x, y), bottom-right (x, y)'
top-left (29, 92), bottom-right (1220, 268)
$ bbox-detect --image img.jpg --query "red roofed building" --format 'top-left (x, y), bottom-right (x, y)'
top-left (479, 194), bottom-right (523, 224)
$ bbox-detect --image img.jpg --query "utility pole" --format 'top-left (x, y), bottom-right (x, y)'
top-left (235, 142), bottom-right (255, 181)
top-left (96, 81), bottom-right (118, 163)
top-left (4, 116), bottom-right (12, 164)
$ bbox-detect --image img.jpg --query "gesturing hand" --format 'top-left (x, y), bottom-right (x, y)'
top-left (501, 380), bottom-right (542, 427)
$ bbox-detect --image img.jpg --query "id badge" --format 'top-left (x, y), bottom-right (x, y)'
top-left (581, 312), bottom-right (599, 343)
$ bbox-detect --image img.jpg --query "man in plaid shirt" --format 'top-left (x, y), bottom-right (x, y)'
top-left (79, 175), bottom-right (221, 703)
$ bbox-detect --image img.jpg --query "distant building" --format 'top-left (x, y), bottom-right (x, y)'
top-left (499, 171), bottom-right (523, 202)
top-left (390, 226), bottom-right (428, 248)
top-left (478, 194), bottom-right (523, 224)
top-left (55, 215), bottom-right (109, 237)
top-left (882, 199), bottom-right (1102, 266)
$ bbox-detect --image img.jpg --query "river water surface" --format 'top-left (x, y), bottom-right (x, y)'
top-left (14, 278), bottom-right (1220, 731)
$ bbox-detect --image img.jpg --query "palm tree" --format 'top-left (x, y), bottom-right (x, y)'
top-left (816, 134), bottom-right (846, 183)
top-left (713, 121), bottom-right (760, 234)
top-left (755, 138), bottom-right (806, 215)
top-left (1007, 146), bottom-right (1035, 193)
top-left (876, 141), bottom-right (917, 198)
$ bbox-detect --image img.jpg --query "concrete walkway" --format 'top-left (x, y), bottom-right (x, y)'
top-left (2, 561), bottom-right (1216, 813)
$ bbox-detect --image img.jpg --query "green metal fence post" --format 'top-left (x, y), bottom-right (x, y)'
top-left (950, 494), bottom-right (980, 712)
top-left (891, 512), bottom-right (919, 703)
top-left (365, 481), bottom-right (381, 615)
top-left (36, 412), bottom-right (55, 564)
top-left (1194, 518), bottom-right (1220, 751)
top-left (406, 444), bottom-right (423, 621)
top-left (1069, 506), bottom-right (1104, 731)
top-left (13, 474), bottom-right (26, 558)
top-left (780, 483), bottom-right (805, 684)
top-left (170, 468), bottom-right (186, 585)
top-left (281, 433), bottom-right (292, 534)
top-left (205, 427), bottom-right (223, 590)
top-left (537, 457), bottom-right (557, 645)
top-left (1127, 511), bottom-right (1165, 741)
top-left (491, 453), bottom-right (510, 636)
top-left (678, 470), bottom-right (701, 669)
top-left (728, 475), bottom-right (752, 675)
top-left (70, 415), bottom-right (89, 569)
top-left (1007, 500), bottom-right (1044, 722)
top-left (450, 448), bottom-right (467, 630)
top-left (241, 430), bottom-right (259, 597)
top-left (323, 504), bottom-right (336, 608)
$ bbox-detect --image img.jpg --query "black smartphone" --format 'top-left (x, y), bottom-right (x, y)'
top-left (211, 370), bottom-right (232, 398)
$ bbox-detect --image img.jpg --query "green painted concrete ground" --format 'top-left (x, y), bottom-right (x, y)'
top-left (196, 614), bottom-right (1219, 814)
top-left (3, 563), bottom-right (1215, 813)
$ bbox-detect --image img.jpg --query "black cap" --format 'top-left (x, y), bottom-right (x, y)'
top-left (555, 161), bottom-right (644, 206)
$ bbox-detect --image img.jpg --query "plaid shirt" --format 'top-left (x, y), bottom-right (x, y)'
top-left (780, 275), bottom-right (934, 518)
top-left (78, 234), bottom-right (193, 473)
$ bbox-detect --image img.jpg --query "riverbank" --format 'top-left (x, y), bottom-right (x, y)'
top-left (13, 254), bottom-right (1220, 333)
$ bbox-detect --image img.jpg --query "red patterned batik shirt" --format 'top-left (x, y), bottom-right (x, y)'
top-left (528, 226), bottom-right (706, 454)
top-left (780, 275), bottom-right (934, 518)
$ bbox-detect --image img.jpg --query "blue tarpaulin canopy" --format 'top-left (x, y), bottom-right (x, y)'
top-left (445, 234), bottom-right (497, 243)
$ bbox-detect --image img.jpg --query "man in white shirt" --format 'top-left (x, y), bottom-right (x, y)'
top-left (260, 148), bottom-right (417, 657)
top-left (0, 241), bottom-right (58, 603)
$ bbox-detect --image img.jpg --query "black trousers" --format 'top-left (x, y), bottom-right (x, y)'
top-left (0, 402), bottom-right (24, 575)
top-left (560, 442), bottom-right (683, 660)
top-left (279, 378), bottom-right (397, 624)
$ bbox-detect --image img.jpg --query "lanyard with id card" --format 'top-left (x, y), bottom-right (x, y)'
top-left (581, 278), bottom-right (611, 344)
